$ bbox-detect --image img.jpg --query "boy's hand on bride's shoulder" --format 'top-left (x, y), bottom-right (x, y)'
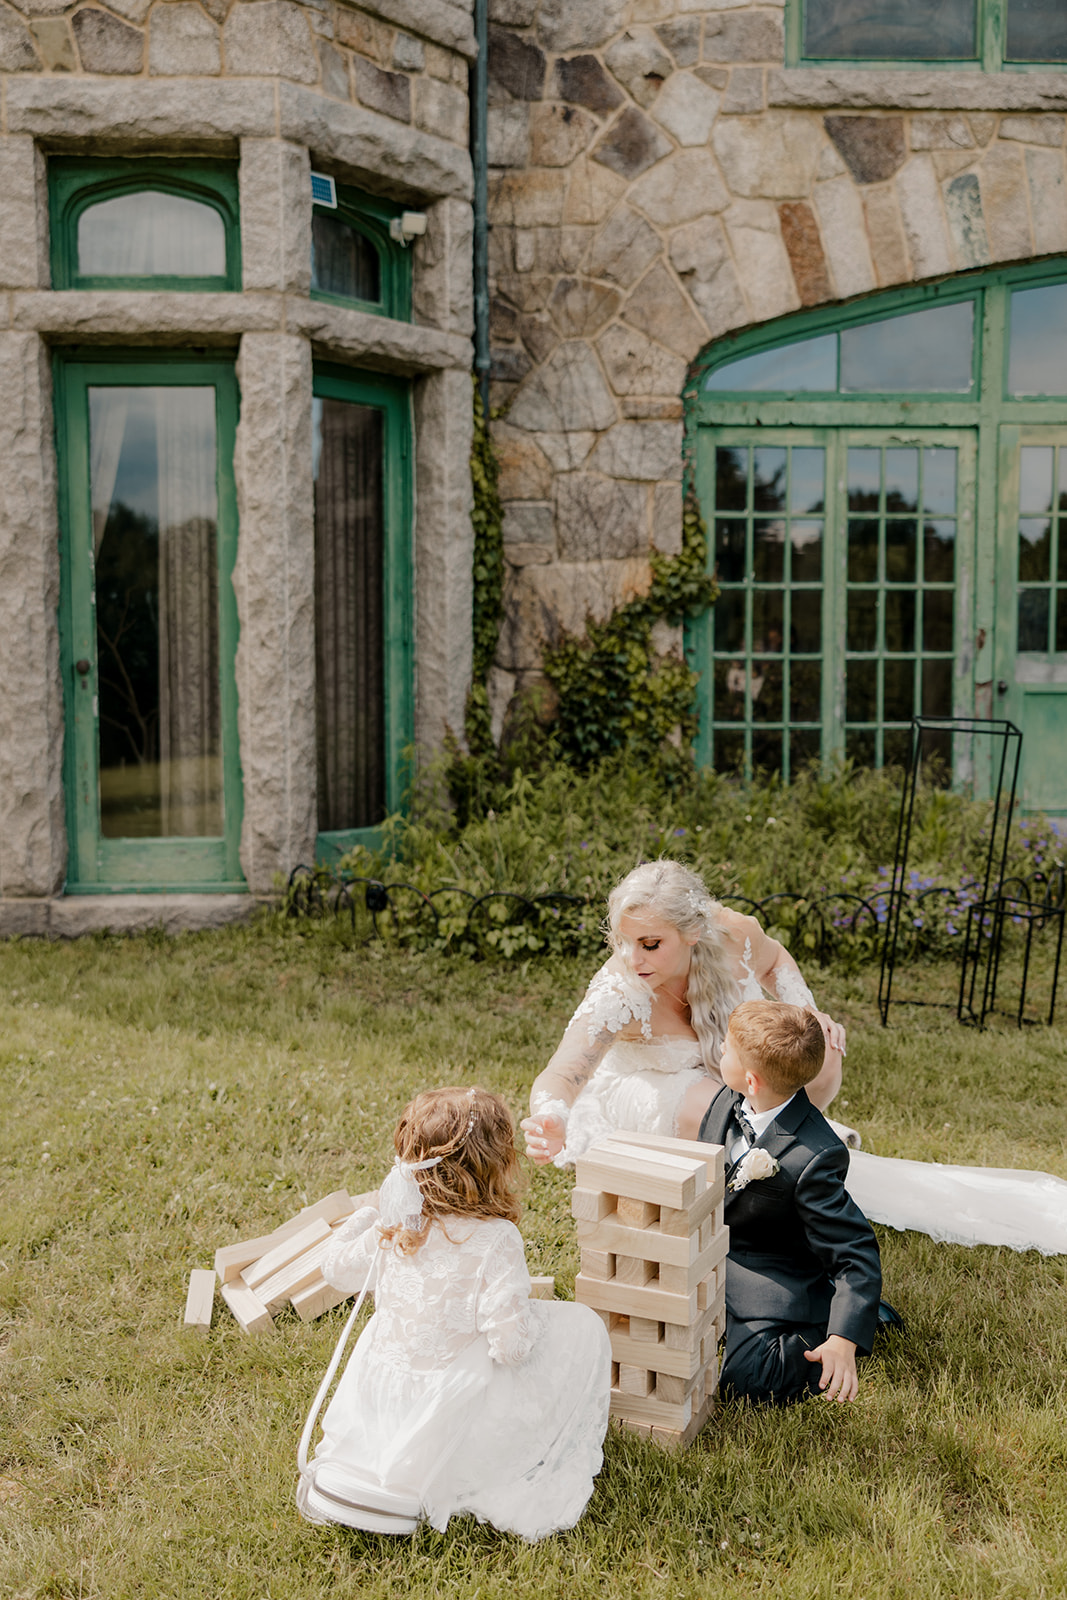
top-left (804, 1334), bottom-right (859, 1402)
top-left (520, 1114), bottom-right (565, 1166)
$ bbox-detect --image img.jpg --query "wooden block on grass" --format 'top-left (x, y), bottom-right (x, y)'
top-left (616, 1196), bottom-right (659, 1228)
top-left (257, 1237), bottom-right (333, 1313)
top-left (241, 1217), bottom-right (332, 1293)
top-left (291, 1276), bottom-right (348, 1322)
top-left (213, 1190), bottom-right (355, 1283)
top-left (529, 1275), bottom-right (556, 1300)
top-left (298, 1189), bottom-right (357, 1227)
top-left (183, 1268), bottom-right (215, 1335)
top-left (571, 1187), bottom-right (615, 1223)
top-left (221, 1280), bottom-right (273, 1335)
top-left (614, 1254), bottom-right (656, 1287)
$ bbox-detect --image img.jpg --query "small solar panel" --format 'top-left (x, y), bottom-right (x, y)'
top-left (310, 172), bottom-right (337, 209)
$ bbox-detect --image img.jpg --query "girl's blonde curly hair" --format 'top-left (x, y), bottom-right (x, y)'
top-left (379, 1086), bottom-right (521, 1257)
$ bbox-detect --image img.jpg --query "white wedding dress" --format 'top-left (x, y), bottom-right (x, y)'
top-left (300, 1208), bottom-right (611, 1540)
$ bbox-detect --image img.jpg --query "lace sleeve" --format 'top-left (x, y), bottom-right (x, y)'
top-left (528, 962), bottom-right (653, 1122)
top-left (570, 965), bottom-right (653, 1042)
top-left (320, 1206), bottom-right (380, 1293)
top-left (475, 1223), bottom-right (540, 1367)
top-left (774, 965), bottom-right (817, 1009)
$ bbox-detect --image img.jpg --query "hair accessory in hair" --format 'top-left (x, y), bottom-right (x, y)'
top-left (685, 888), bottom-right (714, 926)
top-left (462, 1085), bottom-right (477, 1137)
top-left (378, 1154), bottom-right (443, 1233)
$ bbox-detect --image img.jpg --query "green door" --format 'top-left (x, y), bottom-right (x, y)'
top-left (996, 425), bottom-right (1067, 815)
top-left (57, 355), bottom-right (244, 890)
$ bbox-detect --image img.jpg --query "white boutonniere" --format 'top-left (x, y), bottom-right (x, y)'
top-left (729, 1147), bottom-right (781, 1192)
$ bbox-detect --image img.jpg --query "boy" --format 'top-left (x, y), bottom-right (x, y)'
top-left (699, 1000), bottom-right (882, 1406)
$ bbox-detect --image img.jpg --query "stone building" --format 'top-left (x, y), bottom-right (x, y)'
top-left (485, 0), bottom-right (1067, 816)
top-left (0, 0), bottom-right (476, 931)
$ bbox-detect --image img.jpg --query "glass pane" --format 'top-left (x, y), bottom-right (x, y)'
top-left (922, 658), bottom-right (953, 717)
top-left (753, 448), bottom-right (787, 511)
top-left (790, 520), bottom-right (823, 582)
top-left (848, 518), bottom-right (879, 582)
top-left (1057, 593), bottom-right (1067, 653)
top-left (1009, 286), bottom-right (1067, 396)
top-left (1007, 0), bottom-right (1067, 61)
top-left (883, 658), bottom-right (915, 720)
top-left (846, 659), bottom-right (877, 721)
top-left (753, 590), bottom-right (784, 652)
top-left (1059, 529), bottom-right (1067, 583)
top-left (1059, 449), bottom-right (1067, 513)
top-left (751, 731), bottom-right (782, 775)
top-left (753, 518), bottom-right (785, 582)
top-left (790, 729), bottom-right (821, 771)
top-left (715, 446), bottom-right (748, 510)
top-left (883, 728), bottom-right (913, 768)
top-left (847, 590), bottom-right (877, 651)
top-left (714, 729), bottom-right (744, 773)
top-left (1019, 446), bottom-right (1054, 513)
top-left (1019, 518), bottom-right (1052, 581)
top-left (311, 213), bottom-right (382, 303)
top-left (79, 191), bottom-right (226, 278)
top-left (714, 589), bottom-right (745, 652)
top-left (924, 520), bottom-right (955, 582)
top-left (715, 517), bottom-right (746, 582)
top-left (803, 0), bottom-right (975, 58)
top-left (790, 449), bottom-right (825, 514)
top-left (791, 590), bottom-right (822, 652)
top-left (885, 449), bottom-right (919, 513)
top-left (704, 334), bottom-right (836, 392)
top-left (90, 386), bottom-right (221, 839)
top-left (714, 659), bottom-right (747, 720)
top-left (1018, 588), bottom-right (1050, 652)
top-left (885, 590), bottom-right (916, 652)
top-left (790, 659), bottom-right (821, 720)
top-left (923, 448), bottom-right (957, 516)
top-left (848, 449), bottom-right (881, 512)
top-left (885, 520), bottom-right (917, 582)
top-left (923, 589), bottom-right (954, 652)
top-left (752, 662), bottom-right (783, 721)
top-left (840, 302), bottom-right (974, 393)
top-left (846, 729), bottom-right (876, 766)
top-left (313, 396), bottom-right (386, 832)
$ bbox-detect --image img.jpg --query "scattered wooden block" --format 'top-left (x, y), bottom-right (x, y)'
top-left (213, 1191), bottom-right (355, 1283)
top-left (255, 1237), bottom-right (333, 1314)
top-left (291, 1276), bottom-right (348, 1323)
top-left (571, 1186), bottom-right (615, 1223)
top-left (221, 1279), bottom-right (273, 1335)
top-left (529, 1275), bottom-right (556, 1300)
top-left (616, 1196), bottom-right (659, 1229)
top-left (241, 1216), bottom-right (332, 1294)
top-left (183, 1268), bottom-right (215, 1336)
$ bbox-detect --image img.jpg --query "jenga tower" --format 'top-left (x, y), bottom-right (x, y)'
top-left (573, 1132), bottom-right (727, 1448)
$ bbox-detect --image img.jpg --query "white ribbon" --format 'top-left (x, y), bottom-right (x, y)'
top-left (377, 1154), bottom-right (443, 1232)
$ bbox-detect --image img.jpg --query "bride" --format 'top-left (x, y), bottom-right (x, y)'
top-left (523, 860), bottom-right (1067, 1256)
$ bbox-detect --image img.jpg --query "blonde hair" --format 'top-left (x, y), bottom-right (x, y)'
top-left (728, 1001), bottom-right (824, 1095)
top-left (607, 860), bottom-right (740, 1071)
top-left (379, 1086), bottom-right (521, 1256)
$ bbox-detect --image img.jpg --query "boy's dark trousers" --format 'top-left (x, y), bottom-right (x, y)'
top-left (698, 1085), bottom-right (882, 1407)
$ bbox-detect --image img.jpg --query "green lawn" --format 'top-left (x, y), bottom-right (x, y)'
top-left (1, 920), bottom-right (1066, 1600)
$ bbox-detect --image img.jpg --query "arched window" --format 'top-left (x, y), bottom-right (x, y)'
top-left (50, 159), bottom-right (240, 291)
top-left (309, 181), bottom-right (411, 320)
top-left (687, 262), bottom-right (1067, 812)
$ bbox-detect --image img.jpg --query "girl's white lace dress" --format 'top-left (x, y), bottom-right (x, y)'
top-left (303, 1208), bottom-right (611, 1540)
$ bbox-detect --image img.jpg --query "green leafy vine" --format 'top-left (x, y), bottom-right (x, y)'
top-left (465, 378), bottom-right (506, 758)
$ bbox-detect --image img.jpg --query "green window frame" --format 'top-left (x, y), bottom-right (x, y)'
top-left (686, 257), bottom-right (1067, 793)
top-left (56, 351), bottom-right (244, 891)
top-left (310, 183), bottom-right (412, 320)
top-left (49, 158), bottom-right (241, 292)
top-left (787, 0), bottom-right (1067, 69)
top-left (312, 363), bottom-right (414, 864)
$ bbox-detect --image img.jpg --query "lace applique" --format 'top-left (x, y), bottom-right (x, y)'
top-left (774, 964), bottom-right (817, 1010)
top-left (529, 1092), bottom-right (571, 1129)
top-left (569, 967), bottom-right (653, 1043)
top-left (737, 936), bottom-right (763, 1002)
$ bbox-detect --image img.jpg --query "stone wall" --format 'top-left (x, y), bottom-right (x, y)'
top-left (485, 0), bottom-right (1067, 737)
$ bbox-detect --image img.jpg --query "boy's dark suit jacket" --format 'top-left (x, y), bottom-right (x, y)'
top-left (699, 1085), bottom-right (882, 1354)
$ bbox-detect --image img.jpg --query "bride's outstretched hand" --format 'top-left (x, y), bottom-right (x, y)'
top-left (810, 1008), bottom-right (846, 1058)
top-left (520, 1114), bottom-right (565, 1165)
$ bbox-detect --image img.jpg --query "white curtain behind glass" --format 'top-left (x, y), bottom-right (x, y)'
top-left (78, 191), bottom-right (226, 277)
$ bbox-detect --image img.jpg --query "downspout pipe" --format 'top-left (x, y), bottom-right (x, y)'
top-left (471, 0), bottom-right (490, 417)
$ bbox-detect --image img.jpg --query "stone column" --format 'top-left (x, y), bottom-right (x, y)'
top-left (412, 365), bottom-right (474, 749)
top-left (0, 334), bottom-right (66, 896)
top-left (0, 137), bottom-right (48, 290)
top-left (232, 332), bottom-right (317, 892)
top-left (239, 136), bottom-right (312, 294)
top-left (412, 195), bottom-right (475, 336)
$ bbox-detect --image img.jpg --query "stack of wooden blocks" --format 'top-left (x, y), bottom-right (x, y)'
top-left (182, 1189), bottom-right (560, 1335)
top-left (573, 1131), bottom-right (727, 1448)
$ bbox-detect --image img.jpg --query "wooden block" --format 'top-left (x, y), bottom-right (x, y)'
top-left (571, 1186), bottom-right (615, 1223)
top-left (578, 1211), bottom-right (707, 1268)
top-left (213, 1190), bottom-right (355, 1283)
top-left (650, 1424), bottom-right (684, 1451)
top-left (611, 1360), bottom-right (620, 1387)
top-left (183, 1268), bottom-right (215, 1335)
top-left (655, 1226), bottom-right (729, 1297)
top-left (612, 1324), bottom-right (702, 1382)
top-left (617, 1196), bottom-right (659, 1228)
top-left (576, 1271), bottom-right (697, 1327)
top-left (580, 1250), bottom-right (616, 1281)
top-left (655, 1370), bottom-right (699, 1406)
top-left (291, 1276), bottom-right (348, 1323)
top-left (614, 1254), bottom-right (656, 1287)
top-left (257, 1237), bottom-right (333, 1313)
top-left (613, 1416), bottom-right (652, 1439)
top-left (221, 1279), bottom-right (273, 1335)
top-left (662, 1289), bottom-right (726, 1353)
top-left (680, 1391), bottom-right (716, 1446)
top-left (575, 1143), bottom-right (703, 1210)
top-left (241, 1216), bottom-right (332, 1293)
top-left (618, 1363), bottom-right (655, 1397)
top-left (529, 1275), bottom-right (556, 1300)
top-left (298, 1189), bottom-right (357, 1227)
top-left (609, 1386), bottom-right (693, 1430)
top-left (659, 1191), bottom-right (725, 1238)
top-left (697, 1264), bottom-right (725, 1312)
top-left (628, 1315), bottom-right (662, 1343)
top-left (605, 1129), bottom-right (725, 1189)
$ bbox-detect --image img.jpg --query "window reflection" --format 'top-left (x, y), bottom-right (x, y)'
top-left (705, 334), bottom-right (836, 392)
top-left (79, 191), bottom-right (226, 278)
top-left (1009, 285), bottom-right (1067, 395)
top-left (1006, 0), bottom-right (1067, 59)
top-left (840, 302), bottom-right (974, 394)
top-left (803, 0), bottom-right (975, 57)
top-left (311, 212), bottom-right (382, 303)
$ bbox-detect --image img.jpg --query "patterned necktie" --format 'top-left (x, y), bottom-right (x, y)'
top-left (729, 1100), bottom-right (758, 1154)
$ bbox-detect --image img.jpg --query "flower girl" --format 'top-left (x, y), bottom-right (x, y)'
top-left (297, 1086), bottom-right (611, 1541)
